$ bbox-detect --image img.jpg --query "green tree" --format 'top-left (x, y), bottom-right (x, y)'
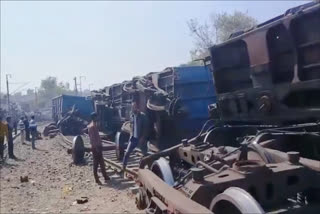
top-left (38, 76), bottom-right (74, 107)
top-left (187, 11), bottom-right (257, 60)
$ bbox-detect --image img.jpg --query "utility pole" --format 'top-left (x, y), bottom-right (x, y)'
top-left (6, 74), bottom-right (11, 115)
top-left (79, 76), bottom-right (86, 96)
top-left (73, 77), bottom-right (78, 95)
top-left (34, 87), bottom-right (38, 110)
top-left (88, 83), bottom-right (93, 91)
top-left (0, 66), bottom-right (1, 110)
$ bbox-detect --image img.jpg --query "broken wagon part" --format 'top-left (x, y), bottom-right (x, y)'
top-left (52, 95), bottom-right (94, 123)
top-left (57, 107), bottom-right (89, 136)
top-left (43, 124), bottom-right (58, 137)
top-left (137, 2), bottom-right (320, 214)
top-left (137, 169), bottom-right (212, 214)
top-left (138, 127), bottom-right (320, 213)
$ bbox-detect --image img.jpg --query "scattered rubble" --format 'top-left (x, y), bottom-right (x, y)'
top-left (76, 197), bottom-right (89, 204)
top-left (20, 175), bottom-right (29, 183)
top-left (0, 128), bottom-right (142, 213)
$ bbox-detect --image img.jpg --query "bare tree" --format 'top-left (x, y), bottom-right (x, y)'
top-left (187, 11), bottom-right (257, 60)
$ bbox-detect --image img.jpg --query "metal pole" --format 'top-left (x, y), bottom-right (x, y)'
top-left (34, 87), bottom-right (38, 109)
top-left (73, 77), bottom-right (78, 95)
top-left (0, 65), bottom-right (1, 110)
top-left (79, 76), bottom-right (86, 96)
top-left (6, 74), bottom-right (11, 115)
top-left (88, 83), bottom-right (93, 91)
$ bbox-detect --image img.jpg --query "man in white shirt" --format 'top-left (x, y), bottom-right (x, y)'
top-left (29, 115), bottom-right (37, 149)
top-left (18, 116), bottom-right (25, 145)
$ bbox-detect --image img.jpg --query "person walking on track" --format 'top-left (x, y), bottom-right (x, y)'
top-left (6, 116), bottom-right (16, 159)
top-left (18, 117), bottom-right (25, 145)
top-left (122, 100), bottom-right (149, 177)
top-left (87, 112), bottom-right (110, 185)
top-left (29, 115), bottom-right (37, 149)
top-left (0, 116), bottom-right (8, 160)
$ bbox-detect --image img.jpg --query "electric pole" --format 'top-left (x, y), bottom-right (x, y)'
top-left (0, 67), bottom-right (1, 110)
top-left (79, 76), bottom-right (86, 96)
top-left (88, 83), bottom-right (93, 91)
top-left (73, 77), bottom-right (78, 95)
top-left (6, 74), bottom-right (11, 115)
top-left (34, 87), bottom-right (38, 110)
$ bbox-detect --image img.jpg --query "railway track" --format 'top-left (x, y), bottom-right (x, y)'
top-left (58, 133), bottom-right (141, 178)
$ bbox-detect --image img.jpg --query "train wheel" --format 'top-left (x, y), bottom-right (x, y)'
top-left (136, 187), bottom-right (150, 210)
top-left (72, 135), bottom-right (85, 164)
top-left (210, 187), bottom-right (265, 214)
top-left (150, 157), bottom-right (174, 186)
top-left (115, 131), bottom-right (129, 161)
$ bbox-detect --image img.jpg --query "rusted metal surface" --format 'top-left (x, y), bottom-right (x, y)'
top-left (210, 2), bottom-right (320, 125)
top-left (136, 2), bottom-right (320, 214)
top-left (137, 169), bottom-right (212, 214)
top-left (137, 124), bottom-right (320, 213)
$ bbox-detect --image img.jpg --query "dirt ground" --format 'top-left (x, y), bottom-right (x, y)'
top-left (0, 131), bottom-right (142, 213)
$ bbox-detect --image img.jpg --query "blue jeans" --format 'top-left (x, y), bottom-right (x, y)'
top-left (122, 137), bottom-right (138, 168)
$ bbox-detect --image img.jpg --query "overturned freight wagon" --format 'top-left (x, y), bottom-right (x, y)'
top-left (136, 2), bottom-right (320, 214)
top-left (52, 95), bottom-right (94, 135)
top-left (91, 66), bottom-right (216, 159)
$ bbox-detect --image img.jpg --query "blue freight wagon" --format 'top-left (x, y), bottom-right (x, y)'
top-left (161, 66), bottom-right (216, 139)
top-left (92, 65), bottom-right (216, 158)
top-left (149, 65), bottom-right (216, 150)
top-left (52, 95), bottom-right (94, 122)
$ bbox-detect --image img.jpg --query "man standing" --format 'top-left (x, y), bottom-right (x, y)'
top-left (0, 116), bottom-right (8, 160)
top-left (122, 100), bottom-right (149, 176)
top-left (13, 118), bottom-right (17, 135)
top-left (29, 115), bottom-right (37, 149)
top-left (18, 117), bottom-right (25, 145)
top-left (87, 112), bottom-right (110, 185)
top-left (24, 116), bottom-right (30, 141)
top-left (6, 116), bottom-right (15, 159)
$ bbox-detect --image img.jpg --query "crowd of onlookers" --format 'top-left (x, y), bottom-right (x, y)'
top-left (0, 114), bottom-right (37, 161)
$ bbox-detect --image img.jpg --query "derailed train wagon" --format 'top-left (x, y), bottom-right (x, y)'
top-left (91, 65), bottom-right (216, 159)
top-left (52, 94), bottom-right (94, 122)
top-left (52, 95), bottom-right (94, 135)
top-left (136, 2), bottom-right (320, 214)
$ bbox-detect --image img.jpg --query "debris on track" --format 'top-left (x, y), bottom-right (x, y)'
top-left (0, 126), bottom-right (142, 213)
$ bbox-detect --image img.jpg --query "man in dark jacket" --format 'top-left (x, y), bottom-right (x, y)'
top-left (122, 100), bottom-right (149, 176)
top-left (24, 116), bottom-right (30, 141)
top-left (6, 116), bottom-right (15, 159)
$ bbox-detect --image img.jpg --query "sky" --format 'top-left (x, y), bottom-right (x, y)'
top-left (0, 0), bottom-right (309, 94)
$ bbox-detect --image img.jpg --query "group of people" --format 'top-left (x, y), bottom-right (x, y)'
top-left (18, 116), bottom-right (38, 149)
top-left (0, 115), bottom-right (37, 161)
top-left (87, 100), bottom-right (149, 185)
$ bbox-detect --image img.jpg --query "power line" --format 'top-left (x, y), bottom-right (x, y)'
top-left (10, 82), bottom-right (31, 95)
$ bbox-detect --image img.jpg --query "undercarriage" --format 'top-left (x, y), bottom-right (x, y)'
top-left (136, 123), bottom-right (320, 213)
